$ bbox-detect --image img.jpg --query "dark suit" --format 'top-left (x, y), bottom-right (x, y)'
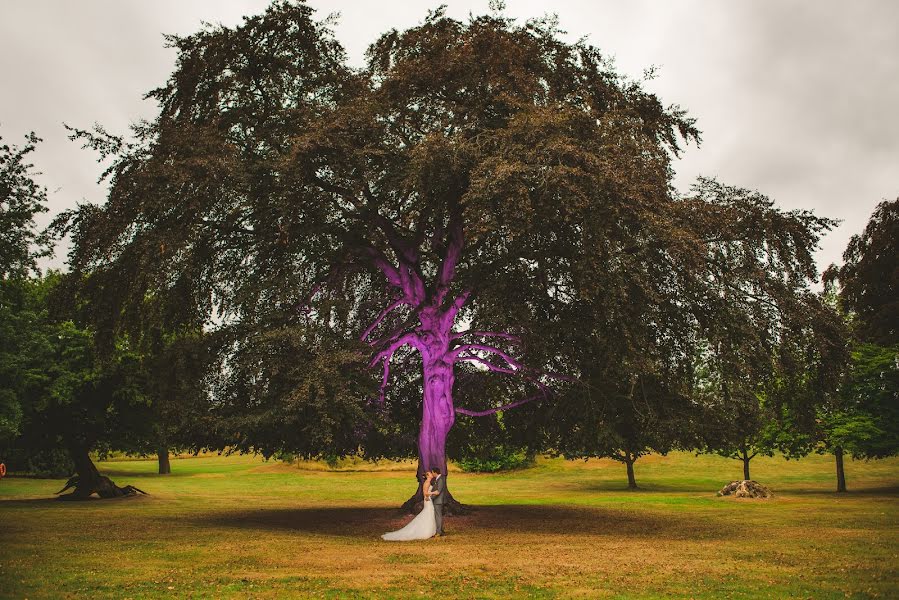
top-left (430, 475), bottom-right (447, 534)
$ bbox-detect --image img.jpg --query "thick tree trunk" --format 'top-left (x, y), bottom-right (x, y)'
top-left (158, 447), bottom-right (171, 475)
top-left (741, 447), bottom-right (751, 481)
top-left (625, 454), bottom-right (638, 490)
top-left (400, 312), bottom-right (467, 515)
top-left (57, 442), bottom-right (147, 500)
top-left (835, 446), bottom-right (847, 493)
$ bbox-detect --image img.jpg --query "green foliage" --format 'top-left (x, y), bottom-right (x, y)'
top-left (457, 445), bottom-right (534, 473)
top-left (0, 272), bottom-right (163, 474)
top-left (53, 2), bottom-right (843, 470)
top-left (825, 198), bottom-right (899, 345)
top-left (818, 342), bottom-right (899, 459)
top-left (820, 201), bottom-right (899, 462)
top-left (2, 446), bottom-right (73, 477)
top-left (0, 130), bottom-right (51, 279)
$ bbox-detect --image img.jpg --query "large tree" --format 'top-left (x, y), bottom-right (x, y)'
top-left (58, 3), bottom-right (701, 510)
top-left (822, 199), bottom-right (899, 491)
top-left (547, 177), bottom-right (843, 490)
top-left (57, 3), bottom-right (839, 510)
top-left (2, 272), bottom-right (152, 497)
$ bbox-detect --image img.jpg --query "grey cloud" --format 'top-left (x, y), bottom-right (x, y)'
top-left (1, 0), bottom-right (896, 275)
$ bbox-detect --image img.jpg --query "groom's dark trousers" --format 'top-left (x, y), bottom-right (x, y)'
top-left (431, 475), bottom-right (447, 534)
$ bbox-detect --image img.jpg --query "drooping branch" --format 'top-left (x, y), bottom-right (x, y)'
top-left (451, 330), bottom-right (521, 344)
top-left (451, 343), bottom-right (523, 370)
top-left (360, 296), bottom-right (408, 342)
top-left (375, 350), bottom-right (393, 405)
top-left (456, 354), bottom-right (518, 376)
top-left (369, 332), bottom-right (421, 403)
top-left (455, 389), bottom-right (548, 417)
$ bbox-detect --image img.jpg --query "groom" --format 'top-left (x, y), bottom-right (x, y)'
top-left (428, 467), bottom-right (446, 537)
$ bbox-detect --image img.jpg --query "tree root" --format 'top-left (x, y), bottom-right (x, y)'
top-left (400, 489), bottom-right (470, 515)
top-left (56, 474), bottom-right (148, 500)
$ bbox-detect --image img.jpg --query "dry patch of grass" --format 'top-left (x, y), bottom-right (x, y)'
top-left (0, 451), bottom-right (896, 599)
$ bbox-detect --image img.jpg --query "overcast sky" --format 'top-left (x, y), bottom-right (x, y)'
top-left (2, 0), bottom-right (897, 276)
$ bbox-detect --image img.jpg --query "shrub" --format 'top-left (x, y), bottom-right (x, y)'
top-left (457, 446), bottom-right (535, 473)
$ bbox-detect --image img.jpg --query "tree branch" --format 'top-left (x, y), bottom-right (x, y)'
top-left (367, 331), bottom-right (420, 403)
top-left (455, 390), bottom-right (547, 417)
top-left (442, 290), bottom-right (470, 327)
top-left (309, 172), bottom-right (364, 210)
top-left (451, 330), bottom-right (521, 343)
top-left (368, 332), bottom-right (420, 367)
top-left (451, 343), bottom-right (522, 369)
top-left (362, 246), bottom-right (403, 288)
top-left (360, 296), bottom-right (408, 342)
top-left (456, 354), bottom-right (518, 376)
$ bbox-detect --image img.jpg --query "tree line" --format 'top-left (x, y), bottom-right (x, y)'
top-left (1, 2), bottom-right (896, 503)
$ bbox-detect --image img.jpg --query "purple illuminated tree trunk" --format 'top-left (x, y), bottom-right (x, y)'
top-left (353, 220), bottom-right (551, 514)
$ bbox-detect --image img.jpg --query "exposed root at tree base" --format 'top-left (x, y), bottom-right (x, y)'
top-left (401, 493), bottom-right (470, 516)
top-left (56, 474), bottom-right (148, 500)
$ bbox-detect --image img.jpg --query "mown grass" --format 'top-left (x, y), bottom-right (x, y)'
top-left (0, 451), bottom-right (896, 599)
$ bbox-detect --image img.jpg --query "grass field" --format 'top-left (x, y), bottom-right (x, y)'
top-left (0, 451), bottom-right (896, 599)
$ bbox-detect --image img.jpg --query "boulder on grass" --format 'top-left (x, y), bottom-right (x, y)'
top-left (717, 480), bottom-right (773, 499)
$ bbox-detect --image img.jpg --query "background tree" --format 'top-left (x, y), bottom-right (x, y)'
top-left (825, 199), bottom-right (898, 346)
top-left (552, 363), bottom-right (700, 490)
top-left (816, 343), bottom-right (899, 492)
top-left (700, 393), bottom-right (814, 482)
top-left (822, 199), bottom-right (899, 491)
top-left (548, 179), bottom-right (843, 490)
top-left (4, 272), bottom-right (155, 497)
top-left (125, 296), bottom-right (213, 475)
top-left (1, 130), bottom-right (52, 447)
top-left (1, 131), bottom-right (51, 280)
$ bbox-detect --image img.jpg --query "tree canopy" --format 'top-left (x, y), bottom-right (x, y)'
top-left (825, 198), bottom-right (898, 346)
top-left (57, 2), bottom-right (843, 507)
top-left (1, 131), bottom-right (51, 280)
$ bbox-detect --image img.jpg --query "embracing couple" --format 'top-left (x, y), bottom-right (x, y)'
top-left (381, 467), bottom-right (447, 541)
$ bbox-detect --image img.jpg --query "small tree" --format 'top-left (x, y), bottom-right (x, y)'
top-left (702, 393), bottom-right (813, 481)
top-left (825, 199), bottom-right (898, 346)
top-left (553, 368), bottom-right (698, 490)
top-left (548, 177), bottom-right (842, 490)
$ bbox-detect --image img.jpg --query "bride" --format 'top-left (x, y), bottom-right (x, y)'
top-left (381, 471), bottom-right (438, 541)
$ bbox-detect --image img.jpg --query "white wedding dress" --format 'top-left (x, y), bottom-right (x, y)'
top-left (381, 497), bottom-right (437, 541)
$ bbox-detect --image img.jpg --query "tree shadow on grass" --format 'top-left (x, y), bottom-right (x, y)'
top-left (184, 503), bottom-right (726, 541)
top-left (780, 485), bottom-right (899, 497)
top-left (0, 496), bottom-right (63, 506)
top-left (580, 481), bottom-right (721, 493)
